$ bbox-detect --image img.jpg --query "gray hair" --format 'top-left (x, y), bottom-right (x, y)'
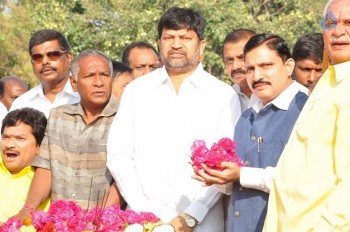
top-left (70, 49), bottom-right (113, 80)
top-left (323, 0), bottom-right (335, 16)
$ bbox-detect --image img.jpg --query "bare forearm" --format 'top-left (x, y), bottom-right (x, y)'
top-left (15, 167), bottom-right (51, 221)
top-left (25, 167), bottom-right (51, 209)
top-left (104, 182), bottom-right (125, 208)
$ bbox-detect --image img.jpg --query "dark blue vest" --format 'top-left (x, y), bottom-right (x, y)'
top-left (228, 91), bottom-right (308, 232)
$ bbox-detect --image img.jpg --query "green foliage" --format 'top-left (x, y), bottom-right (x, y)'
top-left (0, 0), bottom-right (327, 86)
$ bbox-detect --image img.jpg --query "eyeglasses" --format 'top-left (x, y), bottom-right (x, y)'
top-left (31, 50), bottom-right (68, 64)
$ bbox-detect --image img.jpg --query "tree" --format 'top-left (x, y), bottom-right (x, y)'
top-left (0, 0), bottom-right (327, 86)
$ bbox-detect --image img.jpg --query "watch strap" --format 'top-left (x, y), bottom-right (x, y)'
top-left (180, 213), bottom-right (198, 228)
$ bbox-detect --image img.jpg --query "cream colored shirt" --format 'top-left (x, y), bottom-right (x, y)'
top-left (263, 61), bottom-right (350, 231)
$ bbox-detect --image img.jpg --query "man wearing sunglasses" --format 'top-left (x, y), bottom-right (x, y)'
top-left (10, 29), bottom-right (80, 118)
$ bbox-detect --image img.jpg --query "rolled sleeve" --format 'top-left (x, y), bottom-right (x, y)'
top-left (32, 156), bottom-right (51, 169)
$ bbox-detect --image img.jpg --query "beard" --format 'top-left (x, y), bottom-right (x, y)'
top-left (161, 47), bottom-right (201, 74)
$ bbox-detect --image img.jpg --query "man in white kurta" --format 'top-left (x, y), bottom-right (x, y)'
top-left (107, 7), bottom-right (240, 232)
top-left (108, 63), bottom-right (239, 231)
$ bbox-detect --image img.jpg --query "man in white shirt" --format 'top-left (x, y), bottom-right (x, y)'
top-left (192, 34), bottom-right (308, 231)
top-left (107, 7), bottom-right (240, 232)
top-left (10, 29), bottom-right (80, 118)
top-left (222, 29), bottom-right (257, 113)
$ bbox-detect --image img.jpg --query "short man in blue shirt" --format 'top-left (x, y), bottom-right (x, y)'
top-left (193, 34), bottom-right (308, 231)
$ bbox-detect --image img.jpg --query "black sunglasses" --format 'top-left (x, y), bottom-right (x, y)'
top-left (31, 50), bottom-right (68, 64)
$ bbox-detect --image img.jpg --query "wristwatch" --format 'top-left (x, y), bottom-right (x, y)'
top-left (180, 213), bottom-right (197, 228)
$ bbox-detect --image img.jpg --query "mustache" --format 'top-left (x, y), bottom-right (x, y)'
top-left (40, 65), bottom-right (57, 74)
top-left (3, 148), bottom-right (19, 155)
top-left (330, 36), bottom-right (350, 44)
top-left (168, 50), bottom-right (186, 56)
top-left (231, 69), bottom-right (246, 77)
top-left (252, 79), bottom-right (271, 89)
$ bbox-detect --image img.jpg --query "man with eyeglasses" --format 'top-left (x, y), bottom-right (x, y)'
top-left (10, 29), bottom-right (80, 118)
top-left (121, 41), bottom-right (161, 79)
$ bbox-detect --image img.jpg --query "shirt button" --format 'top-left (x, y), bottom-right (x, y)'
top-left (239, 187), bottom-right (244, 192)
top-left (234, 211), bottom-right (240, 217)
top-left (251, 136), bottom-right (256, 141)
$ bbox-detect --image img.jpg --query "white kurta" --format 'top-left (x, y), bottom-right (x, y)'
top-left (107, 64), bottom-right (240, 231)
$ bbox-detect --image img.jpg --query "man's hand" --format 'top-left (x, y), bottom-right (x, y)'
top-left (13, 208), bottom-right (32, 223)
top-left (192, 162), bottom-right (240, 186)
top-left (169, 215), bottom-right (193, 232)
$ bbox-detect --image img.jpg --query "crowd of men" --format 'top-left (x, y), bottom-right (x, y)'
top-left (1, 0), bottom-right (350, 231)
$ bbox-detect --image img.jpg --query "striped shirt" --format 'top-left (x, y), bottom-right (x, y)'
top-left (32, 96), bottom-right (119, 209)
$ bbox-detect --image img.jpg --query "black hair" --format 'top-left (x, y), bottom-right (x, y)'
top-left (112, 61), bottom-right (133, 78)
top-left (121, 41), bottom-right (158, 66)
top-left (2, 108), bottom-right (47, 145)
top-left (28, 29), bottom-right (70, 54)
top-left (293, 33), bottom-right (324, 64)
top-left (222, 29), bottom-right (256, 57)
top-left (244, 33), bottom-right (292, 62)
top-left (157, 7), bottom-right (206, 40)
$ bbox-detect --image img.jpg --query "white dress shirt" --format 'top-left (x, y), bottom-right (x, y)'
top-left (10, 79), bottom-right (80, 118)
top-left (232, 84), bottom-right (259, 113)
top-left (107, 64), bottom-right (240, 232)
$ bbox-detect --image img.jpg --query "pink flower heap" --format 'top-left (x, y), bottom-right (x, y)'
top-left (191, 137), bottom-right (244, 171)
top-left (0, 200), bottom-right (161, 232)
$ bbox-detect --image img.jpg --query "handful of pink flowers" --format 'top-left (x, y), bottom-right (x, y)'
top-left (191, 137), bottom-right (244, 171)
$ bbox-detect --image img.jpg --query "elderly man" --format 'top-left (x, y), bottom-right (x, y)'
top-left (0, 108), bottom-right (49, 223)
top-left (193, 34), bottom-right (308, 232)
top-left (263, 0), bottom-right (350, 231)
top-left (121, 41), bottom-right (160, 78)
top-left (222, 29), bottom-right (257, 112)
top-left (107, 7), bottom-right (240, 232)
top-left (10, 29), bottom-right (80, 118)
top-left (18, 49), bottom-right (123, 219)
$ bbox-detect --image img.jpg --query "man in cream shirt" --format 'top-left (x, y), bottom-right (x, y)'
top-left (263, 0), bottom-right (350, 231)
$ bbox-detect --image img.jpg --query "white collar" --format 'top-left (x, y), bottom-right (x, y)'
top-left (252, 81), bottom-right (302, 113)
